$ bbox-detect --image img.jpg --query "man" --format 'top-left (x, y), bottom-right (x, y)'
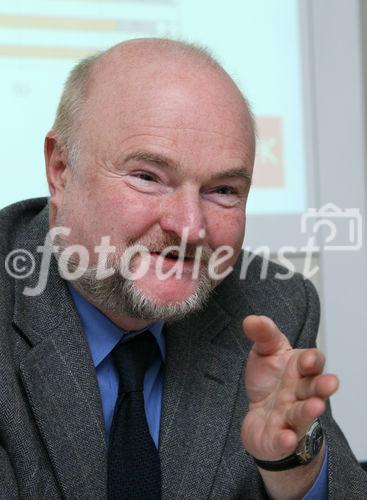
top-left (0, 38), bottom-right (365, 499)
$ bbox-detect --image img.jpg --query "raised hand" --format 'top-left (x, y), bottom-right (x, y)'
top-left (241, 315), bottom-right (339, 462)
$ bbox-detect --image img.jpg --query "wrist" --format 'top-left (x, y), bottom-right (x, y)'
top-left (252, 419), bottom-right (324, 472)
top-left (257, 443), bottom-right (326, 500)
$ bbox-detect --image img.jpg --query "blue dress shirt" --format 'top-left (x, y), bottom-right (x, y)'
top-left (69, 286), bottom-right (165, 446)
top-left (69, 286), bottom-right (327, 498)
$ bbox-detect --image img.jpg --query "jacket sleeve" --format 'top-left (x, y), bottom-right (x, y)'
top-left (0, 446), bottom-right (19, 499)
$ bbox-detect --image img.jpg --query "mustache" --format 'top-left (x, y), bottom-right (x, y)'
top-left (125, 236), bottom-right (213, 263)
top-left (54, 233), bottom-right (213, 268)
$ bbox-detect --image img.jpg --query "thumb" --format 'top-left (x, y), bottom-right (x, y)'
top-left (243, 315), bottom-right (290, 355)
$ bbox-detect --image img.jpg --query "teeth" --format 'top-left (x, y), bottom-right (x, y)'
top-left (167, 253), bottom-right (179, 259)
top-left (150, 251), bottom-right (193, 260)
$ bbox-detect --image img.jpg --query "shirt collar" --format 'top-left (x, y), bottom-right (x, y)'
top-left (68, 285), bottom-right (165, 368)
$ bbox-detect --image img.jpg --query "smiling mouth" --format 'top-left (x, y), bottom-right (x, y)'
top-left (150, 251), bottom-right (194, 261)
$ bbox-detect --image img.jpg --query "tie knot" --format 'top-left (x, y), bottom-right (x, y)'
top-left (112, 331), bottom-right (156, 393)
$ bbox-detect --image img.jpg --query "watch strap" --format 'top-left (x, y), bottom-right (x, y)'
top-left (253, 452), bottom-right (304, 471)
top-left (251, 419), bottom-right (324, 472)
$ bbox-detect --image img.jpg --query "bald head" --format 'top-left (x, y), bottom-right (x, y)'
top-left (52, 38), bottom-right (256, 165)
top-left (98, 37), bottom-right (223, 72)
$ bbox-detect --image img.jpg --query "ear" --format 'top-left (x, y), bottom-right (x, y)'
top-left (44, 131), bottom-right (70, 211)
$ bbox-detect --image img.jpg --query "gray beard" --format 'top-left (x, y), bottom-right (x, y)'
top-left (54, 235), bottom-right (214, 322)
top-left (68, 263), bottom-right (213, 321)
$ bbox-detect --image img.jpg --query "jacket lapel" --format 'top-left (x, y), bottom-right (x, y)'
top-left (160, 260), bottom-right (254, 500)
top-left (12, 208), bottom-right (107, 499)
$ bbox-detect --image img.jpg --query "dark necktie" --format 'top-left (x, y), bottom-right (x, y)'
top-left (107, 331), bottom-right (162, 500)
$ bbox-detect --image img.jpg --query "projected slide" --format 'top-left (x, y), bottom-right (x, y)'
top-left (0, 0), bottom-right (305, 215)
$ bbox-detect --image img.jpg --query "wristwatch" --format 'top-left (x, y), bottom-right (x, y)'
top-left (252, 419), bottom-right (324, 472)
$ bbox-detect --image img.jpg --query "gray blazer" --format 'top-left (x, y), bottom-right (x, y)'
top-left (0, 198), bottom-right (366, 499)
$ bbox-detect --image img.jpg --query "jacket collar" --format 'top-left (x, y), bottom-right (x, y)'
top-left (12, 205), bottom-right (107, 499)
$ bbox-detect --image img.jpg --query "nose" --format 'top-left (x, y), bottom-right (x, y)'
top-left (159, 187), bottom-right (206, 244)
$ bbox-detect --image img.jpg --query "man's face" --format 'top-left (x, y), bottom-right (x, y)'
top-left (52, 52), bottom-right (254, 320)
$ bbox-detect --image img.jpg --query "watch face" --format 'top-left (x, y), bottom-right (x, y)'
top-left (299, 420), bottom-right (324, 463)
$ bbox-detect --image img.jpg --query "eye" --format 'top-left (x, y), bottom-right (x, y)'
top-left (134, 172), bottom-right (158, 182)
top-left (204, 185), bottom-right (244, 208)
top-left (214, 186), bottom-right (238, 195)
top-left (126, 170), bottom-right (169, 195)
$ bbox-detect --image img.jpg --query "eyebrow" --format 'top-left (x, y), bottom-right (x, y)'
top-left (123, 150), bottom-right (252, 184)
top-left (123, 151), bottom-right (181, 171)
top-left (208, 167), bottom-right (252, 184)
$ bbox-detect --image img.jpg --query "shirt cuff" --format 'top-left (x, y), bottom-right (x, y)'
top-left (301, 444), bottom-right (328, 499)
